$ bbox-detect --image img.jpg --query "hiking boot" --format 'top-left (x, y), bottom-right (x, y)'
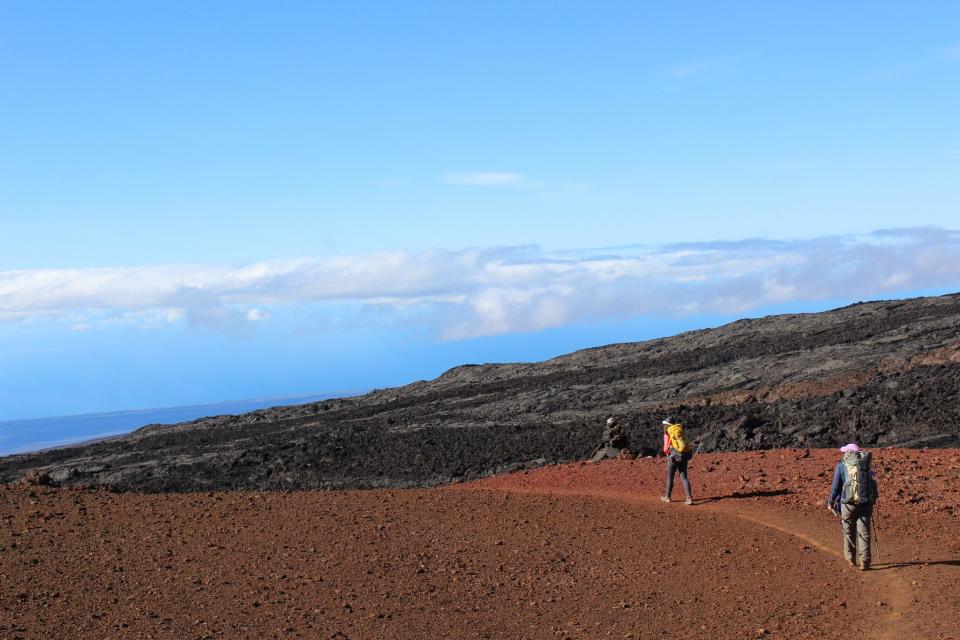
top-left (847, 558), bottom-right (856, 567)
top-left (859, 559), bottom-right (870, 571)
top-left (684, 498), bottom-right (694, 505)
top-left (660, 496), bottom-right (671, 503)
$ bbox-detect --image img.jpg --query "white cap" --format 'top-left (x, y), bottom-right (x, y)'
top-left (662, 417), bottom-right (672, 425)
top-left (606, 417), bottom-right (617, 426)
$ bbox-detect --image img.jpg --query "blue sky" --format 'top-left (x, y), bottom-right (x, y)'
top-left (1, 2), bottom-right (959, 421)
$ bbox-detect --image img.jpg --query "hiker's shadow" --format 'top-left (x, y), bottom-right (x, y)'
top-left (872, 560), bottom-right (960, 571)
top-left (698, 489), bottom-right (792, 504)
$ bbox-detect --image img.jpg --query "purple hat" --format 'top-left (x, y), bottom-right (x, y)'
top-left (839, 443), bottom-right (860, 453)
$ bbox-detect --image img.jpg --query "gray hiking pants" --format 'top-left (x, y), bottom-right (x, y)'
top-left (665, 455), bottom-right (692, 500)
top-left (840, 503), bottom-right (873, 565)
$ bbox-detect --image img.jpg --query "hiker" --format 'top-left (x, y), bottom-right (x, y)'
top-left (660, 417), bottom-right (694, 505)
top-left (828, 443), bottom-right (879, 570)
top-left (590, 416), bottom-right (628, 462)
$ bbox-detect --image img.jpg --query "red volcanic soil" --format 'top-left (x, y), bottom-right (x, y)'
top-left (2, 449), bottom-right (959, 640)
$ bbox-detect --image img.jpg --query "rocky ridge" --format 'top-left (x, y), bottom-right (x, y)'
top-left (1, 293), bottom-right (959, 491)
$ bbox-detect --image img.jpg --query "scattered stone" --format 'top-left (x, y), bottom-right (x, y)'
top-left (20, 470), bottom-right (56, 487)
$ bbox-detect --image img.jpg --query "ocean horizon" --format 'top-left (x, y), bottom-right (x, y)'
top-left (0, 392), bottom-right (360, 457)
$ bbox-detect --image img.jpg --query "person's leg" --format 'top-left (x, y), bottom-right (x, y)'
top-left (678, 458), bottom-right (693, 503)
top-left (663, 457), bottom-right (677, 501)
top-left (840, 503), bottom-right (857, 564)
top-left (856, 504), bottom-right (873, 569)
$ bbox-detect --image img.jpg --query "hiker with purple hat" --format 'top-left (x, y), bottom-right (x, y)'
top-left (828, 443), bottom-right (880, 570)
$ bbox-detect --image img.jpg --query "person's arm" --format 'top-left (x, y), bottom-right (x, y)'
top-left (662, 432), bottom-right (670, 456)
top-left (828, 463), bottom-right (843, 510)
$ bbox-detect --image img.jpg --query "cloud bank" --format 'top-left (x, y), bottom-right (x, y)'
top-left (1, 227), bottom-right (958, 339)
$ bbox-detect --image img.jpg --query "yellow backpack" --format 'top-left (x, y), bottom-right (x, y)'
top-left (666, 424), bottom-right (691, 454)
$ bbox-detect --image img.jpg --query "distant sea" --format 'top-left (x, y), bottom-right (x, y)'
top-left (0, 393), bottom-right (356, 456)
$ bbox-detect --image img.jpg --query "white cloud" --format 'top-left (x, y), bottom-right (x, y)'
top-left (246, 308), bottom-right (268, 322)
top-left (442, 172), bottom-right (528, 187)
top-left (1, 227), bottom-right (959, 339)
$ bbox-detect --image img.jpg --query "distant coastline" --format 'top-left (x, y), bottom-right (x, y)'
top-left (0, 392), bottom-right (360, 456)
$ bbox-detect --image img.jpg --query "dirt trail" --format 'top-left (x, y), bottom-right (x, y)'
top-left (470, 450), bottom-right (960, 639)
top-left (469, 485), bottom-right (916, 640)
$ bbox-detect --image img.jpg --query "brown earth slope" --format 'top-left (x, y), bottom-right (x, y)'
top-left (2, 448), bottom-right (958, 640)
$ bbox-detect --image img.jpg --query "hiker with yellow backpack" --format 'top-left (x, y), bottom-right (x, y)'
top-left (660, 418), bottom-right (694, 505)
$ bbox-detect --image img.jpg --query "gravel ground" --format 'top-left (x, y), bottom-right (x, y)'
top-left (3, 448), bottom-right (957, 640)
